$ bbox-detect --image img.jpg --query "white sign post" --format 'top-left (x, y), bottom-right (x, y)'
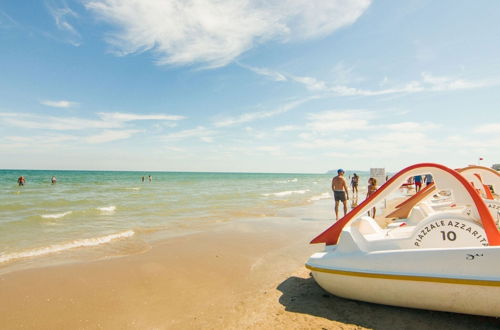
top-left (370, 168), bottom-right (387, 210)
top-left (370, 168), bottom-right (386, 185)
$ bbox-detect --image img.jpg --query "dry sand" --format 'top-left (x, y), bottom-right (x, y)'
top-left (1, 199), bottom-right (499, 329)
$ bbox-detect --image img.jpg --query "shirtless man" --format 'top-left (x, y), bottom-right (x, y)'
top-left (332, 169), bottom-right (349, 220)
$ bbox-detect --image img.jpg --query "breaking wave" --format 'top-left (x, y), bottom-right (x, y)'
top-left (275, 178), bottom-right (298, 183)
top-left (40, 211), bottom-right (72, 219)
top-left (0, 230), bottom-right (135, 264)
top-left (262, 189), bottom-right (310, 197)
top-left (97, 205), bottom-right (116, 213)
top-left (308, 192), bottom-right (331, 202)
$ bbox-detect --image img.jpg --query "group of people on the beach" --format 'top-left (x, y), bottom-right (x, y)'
top-left (409, 174), bottom-right (433, 192)
top-left (332, 170), bottom-right (435, 220)
top-left (331, 169), bottom-right (378, 221)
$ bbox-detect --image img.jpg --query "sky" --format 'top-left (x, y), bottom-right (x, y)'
top-left (0, 0), bottom-right (499, 173)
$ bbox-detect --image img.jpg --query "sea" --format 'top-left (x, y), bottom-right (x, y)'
top-left (0, 169), bottom-right (372, 274)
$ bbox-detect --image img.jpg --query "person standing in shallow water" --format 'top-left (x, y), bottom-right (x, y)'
top-left (332, 169), bottom-right (349, 220)
top-left (17, 176), bottom-right (25, 186)
top-left (51, 176), bottom-right (57, 184)
top-left (351, 173), bottom-right (359, 195)
top-left (350, 173), bottom-right (360, 208)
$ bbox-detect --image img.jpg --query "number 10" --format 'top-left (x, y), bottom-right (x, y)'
top-left (440, 231), bottom-right (456, 241)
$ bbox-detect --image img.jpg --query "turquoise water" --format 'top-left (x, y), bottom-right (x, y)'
top-left (0, 170), bottom-right (370, 272)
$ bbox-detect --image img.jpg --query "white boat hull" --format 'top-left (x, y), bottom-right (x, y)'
top-left (307, 265), bottom-right (500, 317)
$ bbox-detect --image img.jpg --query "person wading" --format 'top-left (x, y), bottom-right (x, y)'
top-left (332, 169), bottom-right (349, 220)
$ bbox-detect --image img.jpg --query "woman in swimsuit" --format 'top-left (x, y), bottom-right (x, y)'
top-left (366, 177), bottom-right (378, 218)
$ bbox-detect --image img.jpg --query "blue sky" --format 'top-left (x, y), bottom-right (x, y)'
top-left (1, 0), bottom-right (499, 173)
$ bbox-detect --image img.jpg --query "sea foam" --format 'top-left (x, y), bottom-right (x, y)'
top-left (97, 205), bottom-right (116, 213)
top-left (308, 192), bottom-right (331, 202)
top-left (275, 178), bottom-right (298, 183)
top-left (0, 230), bottom-right (135, 264)
top-left (41, 211), bottom-right (73, 219)
top-left (263, 189), bottom-right (310, 197)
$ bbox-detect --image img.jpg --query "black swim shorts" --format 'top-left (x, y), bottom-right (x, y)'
top-left (334, 191), bottom-right (347, 202)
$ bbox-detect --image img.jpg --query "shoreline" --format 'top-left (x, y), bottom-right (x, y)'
top-left (1, 198), bottom-right (499, 329)
top-left (0, 196), bottom-right (335, 276)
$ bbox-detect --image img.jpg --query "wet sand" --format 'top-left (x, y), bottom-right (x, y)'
top-left (1, 199), bottom-right (499, 329)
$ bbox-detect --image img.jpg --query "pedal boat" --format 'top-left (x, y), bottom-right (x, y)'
top-left (386, 165), bottom-right (500, 227)
top-left (306, 163), bottom-right (500, 317)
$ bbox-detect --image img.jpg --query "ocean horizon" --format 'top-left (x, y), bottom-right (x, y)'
top-left (1, 168), bottom-right (367, 175)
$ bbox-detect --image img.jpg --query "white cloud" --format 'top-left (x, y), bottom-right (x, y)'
top-left (85, 129), bottom-right (141, 143)
top-left (298, 73), bottom-right (492, 96)
top-left (86, 0), bottom-right (371, 68)
top-left (162, 126), bottom-right (215, 142)
top-left (256, 145), bottom-right (281, 152)
top-left (420, 72), bottom-right (490, 91)
top-left (306, 110), bottom-right (374, 132)
top-left (275, 125), bottom-right (300, 132)
top-left (0, 112), bottom-right (121, 130)
top-left (247, 65), bottom-right (495, 97)
top-left (369, 131), bottom-right (431, 154)
top-left (46, 1), bottom-right (81, 46)
top-left (473, 123), bottom-right (500, 134)
top-left (164, 146), bottom-right (186, 153)
top-left (242, 65), bottom-right (287, 82)
top-left (0, 111), bottom-right (186, 132)
top-left (5, 134), bottom-right (78, 144)
top-left (214, 109), bottom-right (278, 127)
top-left (97, 112), bottom-right (186, 122)
top-left (293, 110), bottom-right (445, 159)
top-left (445, 134), bottom-right (500, 150)
top-left (297, 131), bottom-right (435, 158)
top-left (296, 137), bottom-right (346, 149)
top-left (213, 97), bottom-right (315, 127)
top-left (200, 136), bottom-right (214, 143)
top-left (291, 76), bottom-right (328, 91)
top-left (385, 121), bottom-right (440, 131)
top-left (40, 99), bottom-right (79, 108)
top-left (324, 151), bottom-right (350, 158)
top-left (0, 133), bottom-right (83, 152)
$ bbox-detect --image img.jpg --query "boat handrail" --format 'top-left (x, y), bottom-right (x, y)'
top-left (459, 166), bottom-right (500, 197)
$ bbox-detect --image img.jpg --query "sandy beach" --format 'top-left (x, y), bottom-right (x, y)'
top-left (1, 199), bottom-right (499, 329)
top-left (2, 0), bottom-right (499, 328)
